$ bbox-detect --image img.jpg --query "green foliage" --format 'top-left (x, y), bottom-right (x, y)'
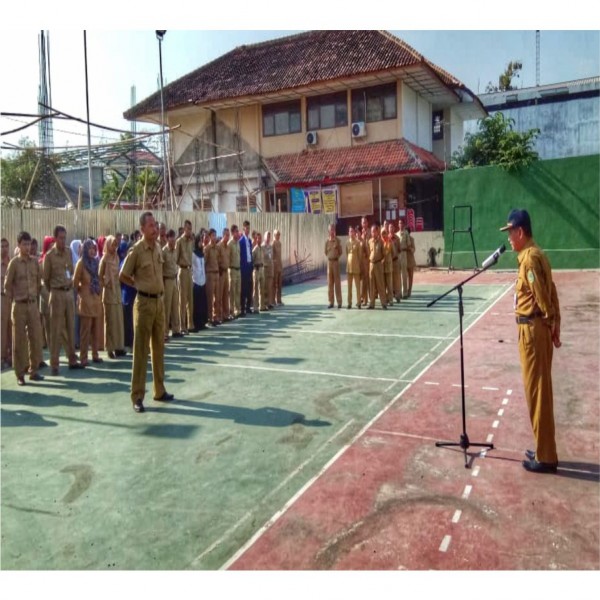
top-left (0, 137), bottom-right (62, 207)
top-left (450, 112), bottom-right (540, 171)
top-left (485, 60), bottom-right (523, 93)
top-left (100, 167), bottom-right (160, 208)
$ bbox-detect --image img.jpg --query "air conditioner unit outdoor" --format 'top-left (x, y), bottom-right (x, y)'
top-left (306, 131), bottom-right (318, 145)
top-left (351, 121), bottom-right (366, 138)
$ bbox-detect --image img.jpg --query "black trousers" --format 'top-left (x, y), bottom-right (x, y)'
top-left (123, 301), bottom-right (135, 348)
top-left (193, 284), bottom-right (208, 330)
top-left (241, 269), bottom-right (253, 313)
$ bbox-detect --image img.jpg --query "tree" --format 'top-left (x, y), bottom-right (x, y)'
top-left (100, 166), bottom-right (160, 207)
top-left (0, 137), bottom-right (62, 207)
top-left (450, 112), bottom-right (540, 171)
top-left (485, 60), bottom-right (523, 93)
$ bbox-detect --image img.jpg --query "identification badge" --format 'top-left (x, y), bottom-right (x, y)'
top-left (66, 269), bottom-right (71, 280)
top-left (527, 270), bottom-right (535, 284)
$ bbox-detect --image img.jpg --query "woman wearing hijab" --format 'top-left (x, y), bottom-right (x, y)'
top-left (99, 235), bottom-right (126, 359)
top-left (192, 231), bottom-right (208, 331)
top-left (73, 239), bottom-right (103, 365)
top-left (69, 239), bottom-right (83, 349)
top-left (39, 236), bottom-right (55, 351)
top-left (118, 239), bottom-right (136, 349)
top-left (96, 235), bottom-right (106, 259)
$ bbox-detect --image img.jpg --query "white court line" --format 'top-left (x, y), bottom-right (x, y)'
top-left (452, 384), bottom-right (468, 388)
top-left (472, 466), bottom-right (480, 478)
top-left (384, 341), bottom-right (443, 393)
top-left (482, 386), bottom-right (499, 391)
top-left (192, 361), bottom-right (407, 384)
top-left (368, 429), bottom-right (440, 443)
top-left (220, 283), bottom-right (514, 570)
top-left (439, 535), bottom-right (452, 552)
top-left (502, 398), bottom-right (509, 406)
top-left (452, 510), bottom-right (462, 523)
top-left (498, 409), bottom-right (504, 417)
top-left (462, 485), bottom-right (473, 500)
top-left (425, 381), bottom-right (439, 386)
top-left (298, 329), bottom-right (448, 340)
top-left (492, 420), bottom-right (500, 429)
top-left (486, 434), bottom-right (494, 444)
top-left (507, 389), bottom-right (513, 395)
top-left (189, 419), bottom-right (356, 568)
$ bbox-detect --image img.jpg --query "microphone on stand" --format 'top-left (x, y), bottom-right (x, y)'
top-left (481, 244), bottom-right (506, 269)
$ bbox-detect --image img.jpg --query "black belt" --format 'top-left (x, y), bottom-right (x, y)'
top-left (253, 265), bottom-right (263, 270)
top-left (138, 290), bottom-right (163, 299)
top-left (163, 276), bottom-right (177, 280)
top-left (179, 265), bottom-right (191, 269)
top-left (52, 286), bottom-right (72, 291)
top-left (16, 298), bottom-right (38, 304)
top-left (230, 266), bottom-right (240, 270)
top-left (516, 311), bottom-right (543, 324)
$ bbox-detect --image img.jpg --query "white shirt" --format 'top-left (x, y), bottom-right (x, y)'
top-left (192, 253), bottom-right (206, 286)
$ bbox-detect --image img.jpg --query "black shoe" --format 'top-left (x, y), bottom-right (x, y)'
top-left (367, 305), bottom-right (374, 310)
top-left (51, 367), bottom-right (59, 376)
top-left (39, 361), bottom-right (48, 369)
top-left (522, 458), bottom-right (558, 473)
top-left (327, 304), bottom-right (333, 309)
top-left (356, 304), bottom-right (361, 309)
top-left (338, 304), bottom-right (342, 309)
top-left (69, 362), bottom-right (85, 370)
top-left (347, 305), bottom-right (352, 309)
top-left (133, 400), bottom-right (145, 413)
top-left (17, 376), bottom-right (25, 386)
top-left (239, 312), bottom-right (246, 318)
top-left (29, 373), bottom-right (44, 382)
top-left (154, 392), bottom-right (174, 402)
top-left (525, 449), bottom-right (536, 460)
top-left (92, 357), bottom-right (103, 364)
top-left (108, 351), bottom-right (116, 359)
top-left (172, 332), bottom-right (184, 338)
top-left (382, 305), bottom-right (388, 310)
top-left (211, 320), bottom-right (220, 327)
top-left (115, 349), bottom-right (127, 357)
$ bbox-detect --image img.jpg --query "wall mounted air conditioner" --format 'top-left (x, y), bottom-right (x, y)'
top-left (351, 121), bottom-right (366, 138)
top-left (306, 131), bottom-right (318, 145)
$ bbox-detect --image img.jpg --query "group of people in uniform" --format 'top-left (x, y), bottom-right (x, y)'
top-left (326, 216), bottom-right (416, 310)
top-left (1, 214), bottom-right (284, 411)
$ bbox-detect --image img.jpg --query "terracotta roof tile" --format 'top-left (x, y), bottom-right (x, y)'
top-left (125, 30), bottom-right (465, 120)
top-left (263, 138), bottom-right (445, 188)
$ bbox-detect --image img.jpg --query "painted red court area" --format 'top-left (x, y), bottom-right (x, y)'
top-left (227, 270), bottom-right (599, 570)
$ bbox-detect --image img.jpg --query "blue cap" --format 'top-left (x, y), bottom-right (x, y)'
top-left (499, 209), bottom-right (531, 232)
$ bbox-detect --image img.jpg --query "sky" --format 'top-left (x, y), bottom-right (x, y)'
top-left (1, 1), bottom-right (598, 153)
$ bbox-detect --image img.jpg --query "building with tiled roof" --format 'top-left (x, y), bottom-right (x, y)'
top-left (125, 30), bottom-right (486, 228)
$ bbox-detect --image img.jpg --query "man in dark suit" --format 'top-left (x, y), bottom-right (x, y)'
top-left (239, 220), bottom-right (254, 316)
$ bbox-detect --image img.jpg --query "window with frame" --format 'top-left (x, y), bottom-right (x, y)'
top-left (306, 92), bottom-right (348, 130)
top-left (262, 100), bottom-right (302, 137)
top-left (351, 82), bottom-right (397, 123)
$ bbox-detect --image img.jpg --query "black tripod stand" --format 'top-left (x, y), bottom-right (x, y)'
top-left (427, 263), bottom-right (497, 468)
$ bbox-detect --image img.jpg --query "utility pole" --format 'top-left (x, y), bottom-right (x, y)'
top-left (156, 30), bottom-right (172, 210)
top-left (536, 30), bottom-right (540, 87)
top-left (84, 31), bottom-right (93, 208)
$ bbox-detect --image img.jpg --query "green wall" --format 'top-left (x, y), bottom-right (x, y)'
top-left (443, 155), bottom-right (600, 269)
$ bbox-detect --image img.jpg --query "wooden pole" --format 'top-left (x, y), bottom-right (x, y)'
top-left (23, 156), bottom-right (42, 207)
top-left (113, 170), bottom-right (132, 210)
top-left (51, 166), bottom-right (74, 206)
top-left (78, 186), bottom-right (83, 210)
top-left (176, 164), bottom-right (196, 210)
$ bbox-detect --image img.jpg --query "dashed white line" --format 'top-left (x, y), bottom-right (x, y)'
top-left (507, 389), bottom-right (513, 395)
top-left (482, 386), bottom-right (499, 391)
top-left (502, 398), bottom-right (509, 406)
top-left (472, 466), bottom-right (480, 478)
top-left (439, 535), bottom-right (452, 552)
top-left (425, 381), bottom-right (440, 386)
top-left (462, 485), bottom-right (473, 500)
top-left (497, 409), bottom-right (504, 417)
top-left (486, 434), bottom-right (494, 444)
top-left (452, 510), bottom-right (462, 523)
top-left (492, 420), bottom-right (500, 429)
top-left (452, 384), bottom-right (468, 388)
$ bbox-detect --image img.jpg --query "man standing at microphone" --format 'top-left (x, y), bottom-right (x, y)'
top-left (500, 209), bottom-right (561, 473)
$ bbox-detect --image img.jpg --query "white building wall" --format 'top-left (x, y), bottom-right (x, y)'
top-left (402, 84), bottom-right (418, 144)
top-left (417, 95), bottom-right (432, 151)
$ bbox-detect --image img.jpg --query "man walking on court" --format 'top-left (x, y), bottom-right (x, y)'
top-left (324, 223), bottom-right (342, 309)
top-left (500, 209), bottom-right (561, 473)
top-left (120, 212), bottom-right (174, 413)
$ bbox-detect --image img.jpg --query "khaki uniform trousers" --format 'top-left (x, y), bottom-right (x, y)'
top-left (273, 267), bottom-right (283, 304)
top-left (360, 260), bottom-right (370, 305)
top-left (518, 319), bottom-right (558, 464)
top-left (11, 301), bottom-right (42, 378)
top-left (327, 260), bottom-right (342, 306)
top-left (408, 267), bottom-right (415, 297)
top-left (40, 286), bottom-right (51, 348)
top-left (104, 302), bottom-right (124, 352)
top-left (264, 266), bottom-right (274, 307)
top-left (1, 293), bottom-right (12, 363)
top-left (131, 294), bottom-right (166, 403)
top-left (369, 262), bottom-right (387, 308)
top-left (384, 269), bottom-right (394, 304)
top-left (399, 253), bottom-right (409, 298)
top-left (392, 260), bottom-right (401, 301)
top-left (229, 268), bottom-right (241, 317)
top-left (178, 268), bottom-right (193, 332)
top-left (49, 288), bottom-right (77, 368)
top-left (253, 267), bottom-right (266, 311)
top-left (347, 273), bottom-right (360, 307)
top-left (220, 270), bottom-right (230, 319)
top-left (206, 271), bottom-right (221, 321)
top-left (163, 277), bottom-right (180, 335)
top-left (80, 314), bottom-right (102, 362)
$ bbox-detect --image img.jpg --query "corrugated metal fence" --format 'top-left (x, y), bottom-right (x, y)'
top-left (0, 209), bottom-right (335, 273)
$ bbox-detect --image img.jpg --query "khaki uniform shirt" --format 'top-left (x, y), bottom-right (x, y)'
top-left (272, 239), bottom-right (283, 270)
top-left (175, 235), bottom-right (194, 268)
top-left (73, 259), bottom-right (103, 317)
top-left (262, 243), bottom-right (273, 274)
top-left (204, 243), bottom-right (220, 273)
top-left (99, 254), bottom-right (122, 304)
top-left (218, 240), bottom-right (229, 272)
top-left (383, 240), bottom-right (393, 273)
top-left (120, 239), bottom-right (164, 295)
top-left (515, 239), bottom-right (560, 328)
top-left (1, 258), bottom-right (10, 299)
top-left (391, 235), bottom-right (401, 261)
top-left (228, 238), bottom-right (241, 269)
top-left (346, 239), bottom-right (362, 275)
top-left (43, 246), bottom-right (74, 290)
top-left (407, 234), bottom-right (417, 268)
top-left (369, 238), bottom-right (384, 263)
top-left (162, 245), bottom-right (179, 279)
top-left (4, 254), bottom-right (41, 301)
top-left (397, 229), bottom-right (410, 252)
top-left (252, 245), bottom-right (264, 267)
top-left (324, 237), bottom-right (342, 261)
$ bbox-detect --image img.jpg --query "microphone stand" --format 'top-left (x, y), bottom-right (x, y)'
top-left (427, 257), bottom-right (500, 468)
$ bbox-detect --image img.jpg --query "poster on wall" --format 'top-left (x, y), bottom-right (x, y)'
top-left (306, 189), bottom-right (323, 214)
top-left (321, 187), bottom-right (337, 214)
top-left (290, 188), bottom-right (306, 213)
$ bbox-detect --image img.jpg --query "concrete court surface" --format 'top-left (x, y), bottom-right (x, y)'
top-left (0, 269), bottom-right (598, 574)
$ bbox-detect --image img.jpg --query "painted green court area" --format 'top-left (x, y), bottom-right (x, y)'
top-left (1, 279), bottom-right (509, 570)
